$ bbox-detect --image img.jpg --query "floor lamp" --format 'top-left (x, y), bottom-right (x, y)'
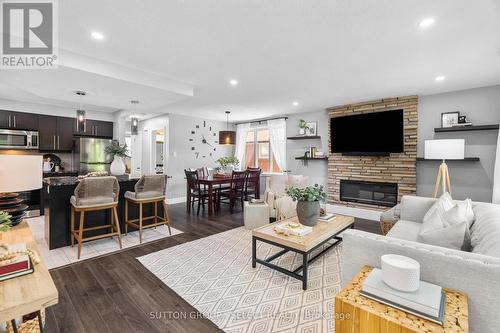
top-left (0, 155), bottom-right (42, 226)
top-left (425, 139), bottom-right (465, 198)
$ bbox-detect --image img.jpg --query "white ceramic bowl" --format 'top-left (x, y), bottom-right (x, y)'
top-left (381, 254), bottom-right (420, 292)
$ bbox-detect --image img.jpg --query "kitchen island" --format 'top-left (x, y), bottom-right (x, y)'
top-left (42, 175), bottom-right (162, 249)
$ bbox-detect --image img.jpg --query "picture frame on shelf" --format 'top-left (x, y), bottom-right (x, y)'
top-left (441, 112), bottom-right (459, 128)
top-left (306, 121), bottom-right (317, 136)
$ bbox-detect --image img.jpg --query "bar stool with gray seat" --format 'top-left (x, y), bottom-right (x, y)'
top-left (124, 174), bottom-right (171, 243)
top-left (70, 176), bottom-right (122, 259)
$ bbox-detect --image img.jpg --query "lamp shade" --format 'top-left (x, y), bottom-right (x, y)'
top-left (0, 155), bottom-right (43, 192)
top-left (219, 130), bottom-right (236, 145)
top-left (424, 139), bottom-right (465, 160)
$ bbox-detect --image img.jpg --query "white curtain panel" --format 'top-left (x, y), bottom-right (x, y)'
top-left (268, 119), bottom-right (287, 171)
top-left (493, 132), bottom-right (500, 204)
top-left (234, 123), bottom-right (250, 169)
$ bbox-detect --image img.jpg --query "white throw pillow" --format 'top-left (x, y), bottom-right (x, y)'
top-left (269, 175), bottom-right (288, 194)
top-left (418, 193), bottom-right (472, 251)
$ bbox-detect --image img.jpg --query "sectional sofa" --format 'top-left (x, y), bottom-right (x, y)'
top-left (341, 195), bottom-right (500, 333)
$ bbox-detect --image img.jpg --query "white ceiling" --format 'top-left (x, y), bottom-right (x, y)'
top-left (1, 0), bottom-right (500, 122)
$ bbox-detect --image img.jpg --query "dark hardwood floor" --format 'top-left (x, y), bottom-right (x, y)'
top-left (44, 203), bottom-right (382, 333)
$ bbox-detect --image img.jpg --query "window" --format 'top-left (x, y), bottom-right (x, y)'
top-left (244, 128), bottom-right (282, 173)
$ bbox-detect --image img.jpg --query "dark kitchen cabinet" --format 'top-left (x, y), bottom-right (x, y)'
top-left (0, 110), bottom-right (38, 130)
top-left (75, 119), bottom-right (113, 138)
top-left (11, 111), bottom-right (38, 130)
top-left (57, 117), bottom-right (74, 151)
top-left (39, 115), bottom-right (74, 151)
top-left (92, 120), bottom-right (113, 138)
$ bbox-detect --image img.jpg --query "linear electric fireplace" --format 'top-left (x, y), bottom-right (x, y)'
top-left (340, 180), bottom-right (398, 207)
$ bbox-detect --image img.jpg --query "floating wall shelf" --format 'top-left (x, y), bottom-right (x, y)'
top-left (416, 157), bottom-right (480, 162)
top-left (295, 156), bottom-right (328, 161)
top-left (434, 124), bottom-right (499, 133)
top-left (287, 136), bottom-right (321, 140)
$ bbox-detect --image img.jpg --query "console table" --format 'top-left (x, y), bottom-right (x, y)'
top-left (0, 222), bottom-right (58, 332)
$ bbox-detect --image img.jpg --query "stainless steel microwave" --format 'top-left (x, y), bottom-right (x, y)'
top-left (0, 129), bottom-right (39, 149)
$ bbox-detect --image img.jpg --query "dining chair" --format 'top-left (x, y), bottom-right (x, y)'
top-left (218, 170), bottom-right (247, 213)
top-left (124, 174), bottom-right (171, 243)
top-left (245, 167), bottom-right (262, 200)
top-left (185, 169), bottom-right (215, 215)
top-left (70, 176), bottom-right (122, 259)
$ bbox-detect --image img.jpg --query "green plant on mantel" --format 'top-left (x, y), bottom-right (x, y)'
top-left (287, 184), bottom-right (326, 202)
top-left (298, 119), bottom-right (310, 130)
top-left (105, 141), bottom-right (129, 157)
top-left (0, 211), bottom-right (12, 233)
top-left (216, 156), bottom-right (240, 168)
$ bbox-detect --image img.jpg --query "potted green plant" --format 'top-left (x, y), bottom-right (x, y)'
top-left (0, 211), bottom-right (12, 240)
top-left (105, 141), bottom-right (129, 176)
top-left (298, 119), bottom-right (309, 136)
top-left (286, 184), bottom-right (326, 226)
top-left (215, 156), bottom-right (240, 174)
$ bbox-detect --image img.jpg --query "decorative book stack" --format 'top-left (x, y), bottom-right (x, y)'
top-left (361, 268), bottom-right (445, 324)
top-left (0, 254), bottom-right (34, 282)
top-left (318, 213), bottom-right (335, 222)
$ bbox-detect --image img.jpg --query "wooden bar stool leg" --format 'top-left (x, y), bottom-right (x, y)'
top-left (113, 206), bottom-right (122, 249)
top-left (139, 202), bottom-right (143, 243)
top-left (163, 200), bottom-right (171, 235)
top-left (154, 201), bottom-right (158, 228)
top-left (110, 207), bottom-right (114, 238)
top-left (70, 205), bottom-right (75, 247)
top-left (125, 199), bottom-right (129, 235)
top-left (77, 210), bottom-right (85, 259)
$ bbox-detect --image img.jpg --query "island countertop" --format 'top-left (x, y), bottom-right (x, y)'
top-left (42, 175), bottom-right (158, 249)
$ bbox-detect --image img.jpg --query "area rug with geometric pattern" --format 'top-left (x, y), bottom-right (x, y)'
top-left (137, 226), bottom-right (342, 333)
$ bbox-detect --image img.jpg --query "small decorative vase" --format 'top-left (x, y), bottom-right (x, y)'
top-left (296, 201), bottom-right (320, 226)
top-left (110, 156), bottom-right (126, 175)
top-left (299, 128), bottom-right (306, 136)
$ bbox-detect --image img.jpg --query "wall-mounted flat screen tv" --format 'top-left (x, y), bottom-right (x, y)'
top-left (330, 109), bottom-right (404, 155)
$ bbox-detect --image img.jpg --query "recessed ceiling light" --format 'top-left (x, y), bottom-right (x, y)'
top-left (435, 75), bottom-right (446, 82)
top-left (229, 79), bottom-right (238, 86)
top-left (91, 31), bottom-right (104, 40)
top-left (293, 101), bottom-right (299, 106)
top-left (419, 18), bottom-right (435, 29)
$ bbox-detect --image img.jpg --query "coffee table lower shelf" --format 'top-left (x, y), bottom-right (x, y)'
top-left (251, 222), bottom-right (353, 290)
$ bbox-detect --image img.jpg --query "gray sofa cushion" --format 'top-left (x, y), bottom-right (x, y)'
top-left (400, 196), bottom-right (436, 222)
top-left (386, 220), bottom-right (421, 242)
top-left (470, 202), bottom-right (500, 257)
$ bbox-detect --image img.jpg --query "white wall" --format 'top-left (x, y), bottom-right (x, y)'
top-left (134, 113), bottom-right (235, 200)
top-left (286, 110), bottom-right (329, 188)
top-left (286, 84), bottom-right (500, 204)
top-left (417, 85), bottom-right (500, 202)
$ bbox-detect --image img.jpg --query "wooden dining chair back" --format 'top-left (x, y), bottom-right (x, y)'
top-left (124, 174), bottom-right (171, 243)
top-left (218, 170), bottom-right (248, 213)
top-left (70, 176), bottom-right (122, 259)
top-left (245, 168), bottom-right (261, 200)
top-left (185, 169), bottom-right (212, 215)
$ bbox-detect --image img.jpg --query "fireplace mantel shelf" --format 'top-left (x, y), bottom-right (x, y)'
top-left (416, 157), bottom-right (480, 162)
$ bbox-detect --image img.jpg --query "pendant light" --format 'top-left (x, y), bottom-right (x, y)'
top-left (75, 91), bottom-right (86, 132)
top-left (219, 111), bottom-right (236, 145)
top-left (130, 100), bottom-right (139, 135)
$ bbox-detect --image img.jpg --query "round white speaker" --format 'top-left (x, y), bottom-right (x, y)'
top-left (381, 254), bottom-right (420, 292)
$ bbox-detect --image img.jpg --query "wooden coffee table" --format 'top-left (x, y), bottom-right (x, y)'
top-left (252, 215), bottom-right (355, 290)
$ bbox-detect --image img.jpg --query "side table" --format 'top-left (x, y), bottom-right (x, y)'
top-left (243, 202), bottom-right (269, 230)
top-left (335, 266), bottom-right (468, 333)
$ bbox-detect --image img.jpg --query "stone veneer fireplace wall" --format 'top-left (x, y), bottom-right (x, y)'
top-left (327, 96), bottom-right (418, 210)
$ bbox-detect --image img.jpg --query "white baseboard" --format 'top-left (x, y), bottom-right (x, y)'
top-left (167, 196), bottom-right (187, 204)
top-left (326, 204), bottom-right (382, 221)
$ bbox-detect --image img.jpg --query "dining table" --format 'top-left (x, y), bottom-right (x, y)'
top-left (195, 175), bottom-right (233, 216)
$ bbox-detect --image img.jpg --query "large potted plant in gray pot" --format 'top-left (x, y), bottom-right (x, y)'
top-left (286, 184), bottom-right (326, 226)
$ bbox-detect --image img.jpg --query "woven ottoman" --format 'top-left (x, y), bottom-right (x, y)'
top-left (244, 201), bottom-right (270, 230)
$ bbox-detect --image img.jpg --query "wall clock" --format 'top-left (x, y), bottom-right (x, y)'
top-left (189, 121), bottom-right (218, 158)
